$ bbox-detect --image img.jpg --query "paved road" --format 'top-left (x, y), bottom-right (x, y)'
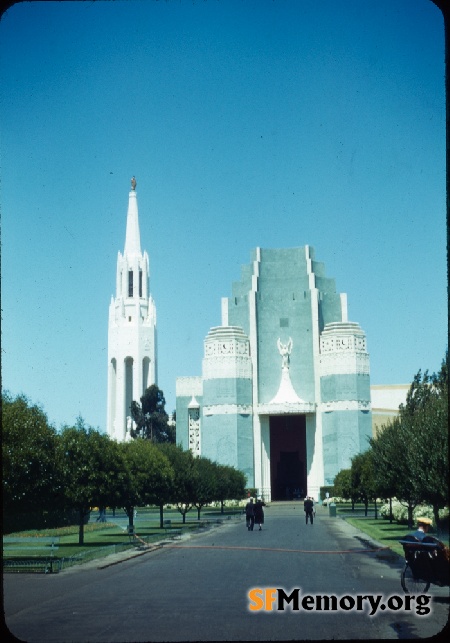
top-left (3, 503), bottom-right (449, 642)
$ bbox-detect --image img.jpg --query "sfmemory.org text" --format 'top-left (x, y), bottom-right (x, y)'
top-left (247, 588), bottom-right (431, 616)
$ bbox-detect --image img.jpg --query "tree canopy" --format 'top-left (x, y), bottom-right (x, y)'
top-left (118, 439), bottom-right (174, 526)
top-left (130, 385), bottom-right (175, 442)
top-left (337, 352), bottom-right (449, 530)
top-left (2, 392), bottom-right (58, 516)
top-left (56, 422), bottom-right (124, 543)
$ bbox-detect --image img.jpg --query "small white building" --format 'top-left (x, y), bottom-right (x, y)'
top-left (106, 178), bottom-right (157, 441)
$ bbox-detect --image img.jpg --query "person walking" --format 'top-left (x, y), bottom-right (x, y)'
top-left (245, 498), bottom-right (255, 531)
top-left (254, 498), bottom-right (266, 531)
top-left (304, 497), bottom-right (314, 525)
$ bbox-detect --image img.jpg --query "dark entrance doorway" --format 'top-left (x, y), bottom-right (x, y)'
top-left (270, 415), bottom-right (307, 500)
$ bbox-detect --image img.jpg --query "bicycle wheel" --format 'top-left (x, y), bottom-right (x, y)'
top-left (401, 562), bottom-right (430, 593)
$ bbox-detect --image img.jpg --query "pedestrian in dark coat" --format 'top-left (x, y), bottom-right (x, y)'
top-left (254, 499), bottom-right (266, 531)
top-left (245, 498), bottom-right (255, 531)
top-left (304, 497), bottom-right (314, 524)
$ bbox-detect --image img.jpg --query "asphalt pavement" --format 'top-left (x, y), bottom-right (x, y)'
top-left (3, 502), bottom-right (449, 642)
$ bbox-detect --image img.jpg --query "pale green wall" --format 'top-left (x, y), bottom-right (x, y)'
top-left (320, 373), bottom-right (371, 402)
top-left (322, 409), bottom-right (372, 485)
top-left (203, 378), bottom-right (252, 405)
top-left (202, 413), bottom-right (254, 486)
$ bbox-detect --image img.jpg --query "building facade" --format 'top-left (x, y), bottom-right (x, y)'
top-left (370, 384), bottom-right (409, 435)
top-left (176, 246), bottom-right (372, 501)
top-left (106, 178), bottom-right (157, 441)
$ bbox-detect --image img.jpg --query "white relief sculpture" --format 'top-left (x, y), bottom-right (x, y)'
top-left (277, 337), bottom-right (293, 369)
top-left (188, 399), bottom-right (201, 457)
top-left (270, 337), bottom-right (305, 405)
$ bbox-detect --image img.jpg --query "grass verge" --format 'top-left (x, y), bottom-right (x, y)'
top-left (335, 505), bottom-right (449, 558)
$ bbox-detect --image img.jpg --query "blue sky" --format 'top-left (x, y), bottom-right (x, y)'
top-left (1, 0), bottom-right (446, 432)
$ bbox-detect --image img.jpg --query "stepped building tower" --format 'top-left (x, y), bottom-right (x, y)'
top-left (176, 246), bottom-right (372, 501)
top-left (107, 178), bottom-right (157, 441)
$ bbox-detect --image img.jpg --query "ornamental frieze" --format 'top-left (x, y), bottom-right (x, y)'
top-left (203, 404), bottom-right (253, 416)
top-left (204, 339), bottom-right (249, 357)
top-left (320, 335), bottom-right (367, 353)
top-left (319, 400), bottom-right (371, 412)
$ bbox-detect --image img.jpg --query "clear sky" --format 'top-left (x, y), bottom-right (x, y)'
top-left (1, 0), bottom-right (446, 432)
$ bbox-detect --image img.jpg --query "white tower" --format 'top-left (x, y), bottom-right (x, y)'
top-left (107, 177), bottom-right (157, 441)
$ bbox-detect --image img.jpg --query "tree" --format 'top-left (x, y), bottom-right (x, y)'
top-left (118, 439), bottom-right (174, 528)
top-left (215, 465), bottom-right (247, 514)
top-left (406, 394), bottom-right (448, 530)
top-left (375, 416), bottom-right (423, 528)
top-left (157, 444), bottom-right (196, 524)
top-left (370, 355), bottom-right (448, 530)
top-left (399, 355), bottom-right (449, 530)
top-left (192, 457), bottom-right (218, 520)
top-left (370, 420), bottom-right (401, 523)
top-left (332, 468), bottom-right (359, 509)
top-left (350, 451), bottom-right (377, 517)
top-left (2, 392), bottom-right (59, 524)
top-left (56, 423), bottom-right (123, 544)
top-left (130, 385), bottom-right (174, 443)
top-left (396, 354), bottom-right (449, 529)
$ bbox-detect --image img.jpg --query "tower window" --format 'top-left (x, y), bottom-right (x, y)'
top-left (128, 271), bottom-right (133, 297)
top-left (139, 270), bottom-right (143, 297)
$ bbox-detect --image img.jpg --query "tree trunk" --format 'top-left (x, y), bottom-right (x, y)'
top-left (374, 498), bottom-right (378, 520)
top-left (159, 503), bottom-right (164, 529)
top-left (389, 497), bottom-right (393, 524)
top-left (197, 506), bottom-right (201, 520)
top-left (125, 506), bottom-right (134, 528)
top-left (221, 500), bottom-right (224, 515)
top-left (364, 499), bottom-right (368, 517)
top-left (78, 508), bottom-right (85, 545)
top-left (407, 504), bottom-right (414, 530)
top-left (433, 504), bottom-right (440, 536)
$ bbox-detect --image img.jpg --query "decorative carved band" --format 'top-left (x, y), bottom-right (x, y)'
top-left (320, 335), bottom-right (367, 353)
top-left (204, 339), bottom-right (250, 357)
top-left (320, 400), bottom-right (371, 412)
top-left (257, 401), bottom-right (316, 415)
top-left (203, 404), bottom-right (253, 416)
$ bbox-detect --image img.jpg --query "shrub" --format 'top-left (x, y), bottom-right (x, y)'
top-left (379, 501), bottom-right (449, 526)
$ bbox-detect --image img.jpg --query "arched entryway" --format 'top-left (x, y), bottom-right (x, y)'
top-left (270, 415), bottom-right (307, 500)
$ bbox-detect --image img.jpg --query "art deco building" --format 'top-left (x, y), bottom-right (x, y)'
top-left (176, 246), bottom-right (372, 501)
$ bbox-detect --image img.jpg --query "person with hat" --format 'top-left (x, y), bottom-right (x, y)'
top-left (304, 497), bottom-right (315, 525)
top-left (245, 498), bottom-right (255, 531)
top-left (409, 516), bottom-right (450, 572)
top-left (411, 517), bottom-right (433, 541)
top-left (254, 497), bottom-right (266, 531)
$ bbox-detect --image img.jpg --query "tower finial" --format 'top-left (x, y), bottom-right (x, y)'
top-left (131, 176), bottom-right (137, 190)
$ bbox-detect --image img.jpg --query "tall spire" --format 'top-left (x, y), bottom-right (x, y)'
top-left (124, 176), bottom-right (141, 256)
top-left (107, 176), bottom-right (157, 442)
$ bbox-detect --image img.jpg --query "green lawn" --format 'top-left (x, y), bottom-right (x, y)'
top-left (332, 504), bottom-right (449, 558)
top-left (342, 517), bottom-right (413, 557)
top-left (3, 506), bottom-right (243, 565)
